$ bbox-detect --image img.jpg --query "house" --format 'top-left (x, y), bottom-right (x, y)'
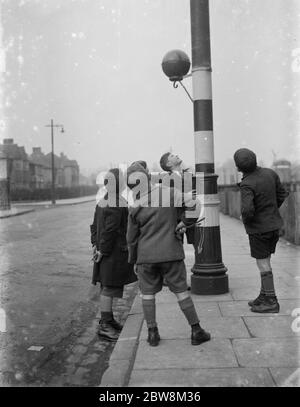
top-left (0, 139), bottom-right (80, 190)
top-left (29, 147), bottom-right (52, 189)
top-left (0, 138), bottom-right (30, 190)
top-left (30, 149), bottom-right (80, 188)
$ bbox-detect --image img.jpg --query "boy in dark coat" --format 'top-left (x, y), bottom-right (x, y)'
top-left (126, 162), bottom-right (210, 346)
top-left (90, 168), bottom-right (137, 341)
top-left (233, 148), bottom-right (289, 313)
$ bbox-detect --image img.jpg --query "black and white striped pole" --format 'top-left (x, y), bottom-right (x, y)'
top-left (162, 0), bottom-right (228, 294)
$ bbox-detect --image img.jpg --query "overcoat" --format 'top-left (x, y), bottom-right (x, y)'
top-left (238, 167), bottom-right (288, 234)
top-left (90, 195), bottom-right (137, 286)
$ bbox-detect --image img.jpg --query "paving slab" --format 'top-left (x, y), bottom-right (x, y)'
top-left (140, 310), bottom-right (250, 340)
top-left (129, 367), bottom-right (275, 387)
top-left (283, 275), bottom-right (300, 287)
top-left (243, 316), bottom-right (300, 338)
top-left (219, 300), bottom-right (300, 317)
top-left (233, 338), bottom-right (300, 367)
top-left (269, 368), bottom-right (300, 387)
top-left (133, 338), bottom-right (238, 370)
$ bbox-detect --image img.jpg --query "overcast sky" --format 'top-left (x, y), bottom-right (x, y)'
top-left (0, 0), bottom-right (299, 174)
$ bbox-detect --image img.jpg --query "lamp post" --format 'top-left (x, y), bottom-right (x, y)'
top-left (161, 0), bottom-right (228, 294)
top-left (0, 152), bottom-right (12, 211)
top-left (45, 119), bottom-right (65, 205)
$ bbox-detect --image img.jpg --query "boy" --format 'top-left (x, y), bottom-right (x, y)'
top-left (234, 148), bottom-right (288, 313)
top-left (126, 162), bottom-right (210, 346)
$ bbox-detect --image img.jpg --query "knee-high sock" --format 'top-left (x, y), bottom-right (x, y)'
top-left (142, 298), bottom-right (157, 328)
top-left (178, 297), bottom-right (199, 326)
top-left (261, 270), bottom-right (276, 297)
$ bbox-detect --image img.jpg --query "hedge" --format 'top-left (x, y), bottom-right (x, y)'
top-left (11, 185), bottom-right (98, 202)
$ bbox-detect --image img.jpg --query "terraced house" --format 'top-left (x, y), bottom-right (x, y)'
top-left (0, 139), bottom-right (80, 190)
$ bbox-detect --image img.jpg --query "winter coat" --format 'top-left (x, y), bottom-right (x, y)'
top-left (238, 166), bottom-right (288, 234)
top-left (90, 196), bottom-right (137, 286)
top-left (127, 184), bottom-right (201, 264)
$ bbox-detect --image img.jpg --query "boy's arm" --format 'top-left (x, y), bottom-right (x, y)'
top-left (126, 211), bottom-right (140, 264)
top-left (240, 185), bottom-right (255, 222)
top-left (90, 207), bottom-right (98, 248)
top-left (275, 173), bottom-right (289, 208)
top-left (174, 189), bottom-right (202, 227)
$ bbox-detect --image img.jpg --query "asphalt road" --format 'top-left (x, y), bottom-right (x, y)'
top-left (0, 201), bottom-right (138, 386)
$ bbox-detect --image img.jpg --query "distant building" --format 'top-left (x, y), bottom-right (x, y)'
top-left (29, 147), bottom-right (52, 189)
top-left (57, 153), bottom-right (79, 188)
top-left (0, 139), bottom-right (81, 190)
top-left (272, 159), bottom-right (292, 183)
top-left (0, 138), bottom-right (30, 190)
top-left (29, 149), bottom-right (80, 188)
top-left (216, 159), bottom-right (240, 185)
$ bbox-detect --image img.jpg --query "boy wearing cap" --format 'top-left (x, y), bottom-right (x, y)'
top-left (233, 148), bottom-right (288, 313)
top-left (126, 162), bottom-right (210, 346)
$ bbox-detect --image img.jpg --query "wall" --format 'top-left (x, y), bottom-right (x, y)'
top-left (218, 183), bottom-right (300, 245)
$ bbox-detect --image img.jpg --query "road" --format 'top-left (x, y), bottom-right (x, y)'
top-left (0, 201), bottom-right (138, 386)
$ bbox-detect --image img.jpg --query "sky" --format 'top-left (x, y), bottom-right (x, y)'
top-left (0, 0), bottom-right (299, 175)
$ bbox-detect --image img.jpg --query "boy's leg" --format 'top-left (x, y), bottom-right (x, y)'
top-left (251, 257), bottom-right (279, 313)
top-left (142, 294), bottom-right (157, 328)
top-left (98, 293), bottom-right (119, 341)
top-left (142, 294), bottom-right (160, 346)
top-left (257, 257), bottom-right (276, 295)
top-left (175, 291), bottom-right (211, 345)
top-left (100, 286), bottom-right (124, 330)
top-left (163, 260), bottom-right (210, 345)
top-left (137, 264), bottom-right (162, 346)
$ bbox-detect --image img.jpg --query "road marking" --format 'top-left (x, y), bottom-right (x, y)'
top-left (28, 346), bottom-right (44, 351)
top-left (0, 308), bottom-right (6, 333)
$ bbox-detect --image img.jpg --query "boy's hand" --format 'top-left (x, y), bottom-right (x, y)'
top-left (175, 221), bottom-right (187, 239)
top-left (92, 246), bottom-right (102, 263)
top-left (175, 221), bottom-right (187, 233)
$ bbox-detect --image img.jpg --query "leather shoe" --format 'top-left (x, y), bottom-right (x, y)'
top-left (248, 293), bottom-right (266, 307)
top-left (191, 327), bottom-right (211, 346)
top-left (110, 319), bottom-right (123, 332)
top-left (251, 297), bottom-right (280, 313)
top-left (97, 321), bottom-right (119, 341)
top-left (147, 326), bottom-right (160, 346)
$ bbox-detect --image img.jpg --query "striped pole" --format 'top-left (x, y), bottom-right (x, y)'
top-left (190, 0), bottom-right (228, 294)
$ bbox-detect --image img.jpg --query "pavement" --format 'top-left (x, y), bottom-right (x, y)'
top-left (100, 213), bottom-right (300, 388)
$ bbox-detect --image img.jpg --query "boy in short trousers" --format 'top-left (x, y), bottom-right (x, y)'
top-left (234, 148), bottom-right (289, 313)
top-left (126, 162), bottom-right (210, 346)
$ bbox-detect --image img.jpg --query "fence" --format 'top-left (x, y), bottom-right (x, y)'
top-left (11, 185), bottom-right (98, 202)
top-left (218, 182), bottom-right (300, 245)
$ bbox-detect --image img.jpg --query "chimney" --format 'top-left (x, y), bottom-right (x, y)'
top-left (32, 147), bottom-right (42, 154)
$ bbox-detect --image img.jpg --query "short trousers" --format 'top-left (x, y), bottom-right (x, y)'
top-left (248, 230), bottom-right (279, 259)
top-left (100, 285), bottom-right (124, 298)
top-left (136, 260), bottom-right (188, 295)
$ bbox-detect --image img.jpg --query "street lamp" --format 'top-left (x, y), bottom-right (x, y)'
top-left (161, 49), bottom-right (193, 103)
top-left (45, 119), bottom-right (65, 205)
top-left (161, 0), bottom-right (228, 295)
